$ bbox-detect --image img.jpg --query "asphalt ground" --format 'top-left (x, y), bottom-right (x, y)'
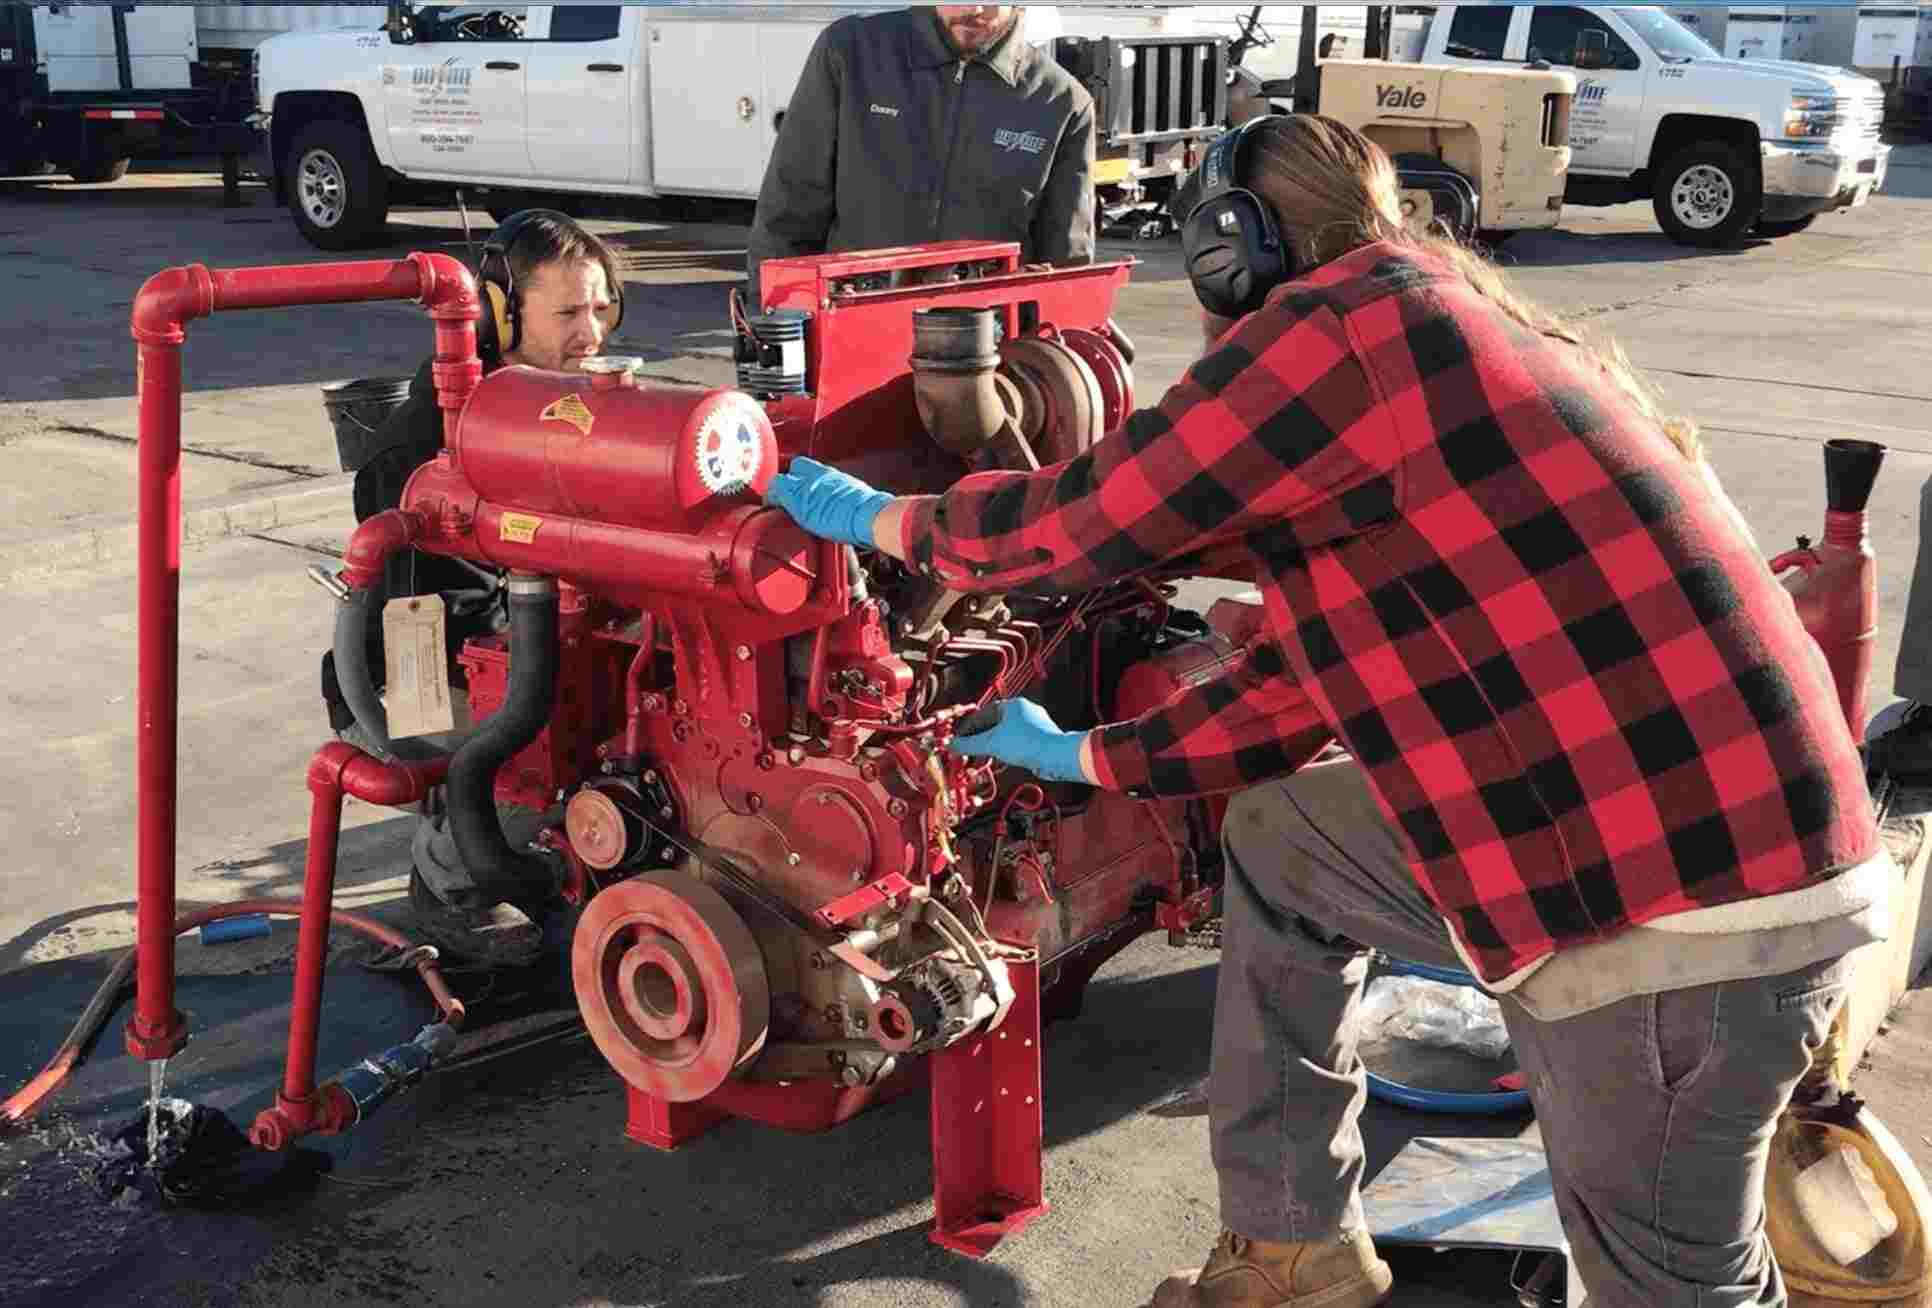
top-left (2, 151), bottom-right (1930, 1308)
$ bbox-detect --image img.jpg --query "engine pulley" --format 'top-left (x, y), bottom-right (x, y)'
top-left (573, 872), bottom-right (771, 1102)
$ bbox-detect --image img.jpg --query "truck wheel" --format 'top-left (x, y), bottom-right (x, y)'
top-left (1652, 142), bottom-right (1760, 247)
top-left (1754, 215), bottom-right (1816, 238)
top-left (67, 156), bottom-right (131, 184)
top-left (287, 120), bottom-right (389, 250)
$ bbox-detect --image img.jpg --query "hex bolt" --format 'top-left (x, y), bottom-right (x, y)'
top-left (660, 846), bottom-right (676, 862)
top-left (734, 644), bottom-right (752, 661)
top-left (747, 793), bottom-right (763, 813)
top-left (660, 806), bottom-right (674, 820)
top-left (788, 746), bottom-right (805, 765)
top-left (642, 770), bottom-right (658, 785)
top-left (595, 743), bottom-right (609, 758)
top-left (887, 798), bottom-right (909, 817)
top-left (600, 761), bottom-right (615, 775)
top-left (787, 852), bottom-right (801, 866)
top-left (738, 712), bottom-right (753, 728)
top-left (859, 762), bottom-right (879, 781)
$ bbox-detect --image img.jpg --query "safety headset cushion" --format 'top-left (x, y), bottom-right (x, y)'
top-left (1177, 116), bottom-right (1295, 320)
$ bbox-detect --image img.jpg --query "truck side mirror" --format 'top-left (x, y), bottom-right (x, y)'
top-left (1574, 29), bottom-right (1609, 71)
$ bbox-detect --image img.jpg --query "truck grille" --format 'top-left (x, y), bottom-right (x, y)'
top-left (1836, 85), bottom-right (1885, 146)
top-left (1059, 36), bottom-right (1228, 147)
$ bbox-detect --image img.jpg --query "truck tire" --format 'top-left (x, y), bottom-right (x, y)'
top-left (1652, 141), bottom-right (1760, 248)
top-left (1754, 214), bottom-right (1816, 238)
top-left (286, 120), bottom-right (388, 250)
top-left (67, 155), bottom-right (131, 184)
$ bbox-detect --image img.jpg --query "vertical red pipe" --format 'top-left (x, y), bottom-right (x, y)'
top-left (126, 255), bottom-right (478, 1064)
top-left (281, 768), bottom-right (345, 1109)
top-left (132, 342), bottom-right (186, 1057)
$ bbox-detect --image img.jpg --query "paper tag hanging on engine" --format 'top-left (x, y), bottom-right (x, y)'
top-left (382, 595), bottom-right (455, 738)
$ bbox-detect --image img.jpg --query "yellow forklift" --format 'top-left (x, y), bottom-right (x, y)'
top-left (1225, 6), bottom-right (1573, 243)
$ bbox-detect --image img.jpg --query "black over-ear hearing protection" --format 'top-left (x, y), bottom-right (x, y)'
top-left (1171, 116), bottom-right (1297, 320)
top-left (476, 208), bottom-right (625, 359)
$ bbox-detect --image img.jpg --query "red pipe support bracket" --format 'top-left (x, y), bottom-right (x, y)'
top-left (928, 953), bottom-right (1047, 1257)
top-left (127, 255), bottom-right (478, 1064)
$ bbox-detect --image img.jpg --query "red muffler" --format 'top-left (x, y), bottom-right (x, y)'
top-left (1770, 439), bottom-right (1888, 738)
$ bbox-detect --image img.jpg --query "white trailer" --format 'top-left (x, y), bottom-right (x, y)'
top-left (1854, 5), bottom-right (1932, 81)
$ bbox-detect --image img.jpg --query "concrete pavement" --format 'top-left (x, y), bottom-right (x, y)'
top-left (2, 151), bottom-right (1931, 1307)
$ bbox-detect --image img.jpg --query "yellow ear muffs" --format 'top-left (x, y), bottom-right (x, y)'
top-left (482, 278), bottom-right (517, 356)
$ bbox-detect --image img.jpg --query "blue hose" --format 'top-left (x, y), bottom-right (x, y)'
top-left (1363, 954), bottom-right (1533, 1115)
top-left (1365, 1071), bottom-right (1531, 1115)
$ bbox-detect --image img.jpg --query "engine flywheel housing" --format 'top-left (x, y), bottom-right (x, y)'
top-left (572, 872), bottom-right (771, 1102)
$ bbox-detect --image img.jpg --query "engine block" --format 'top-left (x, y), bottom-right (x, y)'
top-left (394, 242), bottom-right (1244, 1254)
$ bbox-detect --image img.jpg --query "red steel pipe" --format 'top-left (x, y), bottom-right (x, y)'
top-left (253, 743), bottom-right (455, 1150)
top-left (126, 254), bottom-right (479, 1063)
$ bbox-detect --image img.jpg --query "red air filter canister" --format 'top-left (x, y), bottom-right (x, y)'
top-left (453, 366), bottom-right (777, 527)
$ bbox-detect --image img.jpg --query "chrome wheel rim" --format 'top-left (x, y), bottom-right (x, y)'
top-left (1671, 164), bottom-right (1734, 230)
top-left (297, 148), bottom-right (347, 229)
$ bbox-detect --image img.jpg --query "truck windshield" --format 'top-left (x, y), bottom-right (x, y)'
top-left (1611, 8), bottom-right (1720, 62)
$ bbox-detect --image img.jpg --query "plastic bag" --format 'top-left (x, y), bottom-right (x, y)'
top-left (1359, 974), bottom-right (1510, 1060)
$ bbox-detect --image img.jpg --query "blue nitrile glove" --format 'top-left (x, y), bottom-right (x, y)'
top-left (952, 698), bottom-right (1091, 784)
top-left (764, 456), bottom-right (892, 550)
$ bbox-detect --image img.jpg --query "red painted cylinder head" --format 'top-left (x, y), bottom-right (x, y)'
top-left (453, 367), bottom-right (777, 528)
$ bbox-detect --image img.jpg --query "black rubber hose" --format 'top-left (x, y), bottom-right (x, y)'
top-left (333, 582), bottom-right (447, 764)
top-left (446, 574), bottom-right (559, 909)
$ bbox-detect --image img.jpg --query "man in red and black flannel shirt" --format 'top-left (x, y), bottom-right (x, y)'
top-left (769, 117), bottom-right (1891, 1308)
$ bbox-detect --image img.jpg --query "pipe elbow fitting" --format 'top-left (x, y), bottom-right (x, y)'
top-left (408, 251), bottom-right (480, 322)
top-left (341, 510), bottom-right (423, 589)
top-left (130, 264), bottom-right (215, 346)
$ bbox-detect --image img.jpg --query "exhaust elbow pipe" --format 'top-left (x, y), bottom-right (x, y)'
top-left (911, 307), bottom-right (1017, 458)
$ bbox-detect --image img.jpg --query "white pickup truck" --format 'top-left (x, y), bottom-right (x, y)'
top-left (1392, 5), bottom-right (1890, 244)
top-left (253, 3), bottom-right (1228, 251)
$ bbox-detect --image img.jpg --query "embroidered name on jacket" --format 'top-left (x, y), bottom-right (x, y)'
top-left (869, 103), bottom-right (900, 117)
top-left (994, 128), bottom-right (1048, 154)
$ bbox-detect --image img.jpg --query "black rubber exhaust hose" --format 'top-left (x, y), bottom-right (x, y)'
top-left (446, 574), bottom-right (559, 909)
top-left (332, 582), bottom-right (448, 765)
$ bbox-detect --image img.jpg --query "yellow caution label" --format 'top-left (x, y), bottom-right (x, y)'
top-left (499, 512), bottom-right (542, 545)
top-left (1093, 157), bottom-right (1135, 186)
top-left (539, 392), bottom-right (595, 436)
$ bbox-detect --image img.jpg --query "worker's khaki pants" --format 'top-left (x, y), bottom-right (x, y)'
top-left (1215, 759), bottom-right (1850, 1308)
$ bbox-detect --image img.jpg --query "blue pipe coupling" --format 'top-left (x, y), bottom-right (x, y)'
top-left (331, 1021), bottom-right (461, 1125)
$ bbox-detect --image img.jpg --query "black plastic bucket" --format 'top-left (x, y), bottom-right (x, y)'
top-left (321, 377), bottom-right (414, 473)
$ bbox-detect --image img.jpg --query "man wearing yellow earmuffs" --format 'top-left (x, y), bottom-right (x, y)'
top-left (320, 209), bottom-right (624, 965)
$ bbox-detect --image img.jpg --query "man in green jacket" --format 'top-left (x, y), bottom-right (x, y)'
top-left (747, 6), bottom-right (1096, 302)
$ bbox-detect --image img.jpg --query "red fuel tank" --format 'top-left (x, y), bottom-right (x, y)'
top-left (453, 364), bottom-right (777, 527)
top-left (1770, 439), bottom-right (1887, 738)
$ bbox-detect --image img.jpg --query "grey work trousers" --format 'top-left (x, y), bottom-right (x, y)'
top-left (1896, 473), bottom-right (1932, 703)
top-left (1213, 759), bottom-right (1851, 1308)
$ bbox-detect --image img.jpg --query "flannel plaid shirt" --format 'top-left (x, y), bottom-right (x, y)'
top-left (897, 241), bottom-right (1877, 981)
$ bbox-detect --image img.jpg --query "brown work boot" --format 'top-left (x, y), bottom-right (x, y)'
top-left (1148, 1229), bottom-right (1393, 1308)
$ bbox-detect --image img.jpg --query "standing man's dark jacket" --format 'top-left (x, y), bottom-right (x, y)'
top-left (747, 7), bottom-right (1096, 299)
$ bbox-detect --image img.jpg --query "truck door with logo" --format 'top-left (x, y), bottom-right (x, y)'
top-left (1523, 6), bottom-right (1648, 174)
top-left (382, 4), bottom-right (529, 177)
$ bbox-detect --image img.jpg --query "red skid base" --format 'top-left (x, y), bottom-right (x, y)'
top-left (625, 1071), bottom-right (923, 1148)
top-left (621, 955), bottom-right (1048, 1259)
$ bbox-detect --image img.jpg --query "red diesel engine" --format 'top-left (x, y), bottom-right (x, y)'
top-left (385, 242), bottom-right (1249, 1254)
